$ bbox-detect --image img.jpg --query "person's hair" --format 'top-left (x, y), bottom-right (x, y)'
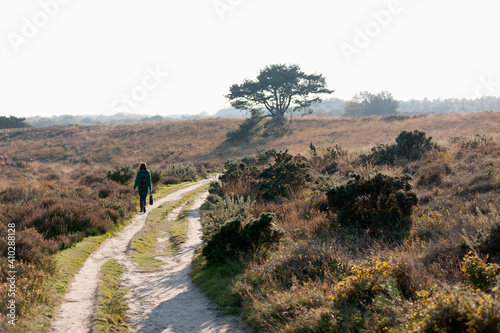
top-left (139, 162), bottom-right (148, 170)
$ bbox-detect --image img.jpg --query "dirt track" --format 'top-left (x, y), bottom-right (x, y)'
top-left (50, 180), bottom-right (250, 333)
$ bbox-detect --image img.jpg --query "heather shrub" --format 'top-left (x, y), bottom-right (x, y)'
top-left (77, 171), bottom-right (106, 186)
top-left (14, 228), bottom-right (58, 262)
top-left (202, 213), bottom-right (283, 263)
top-left (5, 192), bottom-right (132, 260)
top-left (416, 161), bottom-right (452, 187)
top-left (0, 187), bottom-right (39, 204)
top-left (43, 173), bottom-right (60, 181)
top-left (326, 173), bottom-right (418, 232)
top-left (163, 176), bottom-right (181, 185)
top-left (97, 185), bottom-right (113, 199)
top-left (106, 164), bottom-right (135, 185)
top-left (0, 260), bottom-right (50, 320)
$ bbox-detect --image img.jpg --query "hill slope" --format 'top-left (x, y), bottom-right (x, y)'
top-left (0, 112), bottom-right (498, 168)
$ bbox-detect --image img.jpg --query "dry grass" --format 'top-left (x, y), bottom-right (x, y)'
top-left (0, 112), bottom-right (498, 170)
top-left (283, 111), bottom-right (500, 155)
top-left (0, 119), bottom-right (240, 167)
top-left (0, 111), bottom-right (499, 331)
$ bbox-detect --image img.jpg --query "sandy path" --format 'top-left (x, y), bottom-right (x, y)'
top-left (50, 180), bottom-right (227, 333)
top-left (121, 193), bottom-right (251, 333)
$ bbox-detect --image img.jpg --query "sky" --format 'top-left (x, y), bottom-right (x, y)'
top-left (1, 0), bottom-right (499, 118)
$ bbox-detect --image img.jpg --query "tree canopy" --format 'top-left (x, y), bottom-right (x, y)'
top-left (0, 116), bottom-right (31, 129)
top-left (344, 91), bottom-right (399, 117)
top-left (226, 64), bottom-right (333, 135)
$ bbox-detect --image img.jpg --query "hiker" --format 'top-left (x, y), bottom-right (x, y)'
top-left (132, 162), bottom-right (152, 213)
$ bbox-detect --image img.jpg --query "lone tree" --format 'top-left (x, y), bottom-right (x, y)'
top-left (344, 91), bottom-right (399, 117)
top-left (226, 64), bottom-right (333, 136)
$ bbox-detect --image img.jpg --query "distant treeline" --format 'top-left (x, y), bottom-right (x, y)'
top-left (0, 116), bottom-right (30, 129)
top-left (309, 96), bottom-right (500, 117)
top-left (22, 96), bottom-right (500, 127)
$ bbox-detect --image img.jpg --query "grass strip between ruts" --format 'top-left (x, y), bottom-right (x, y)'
top-left (92, 259), bottom-right (129, 333)
top-left (130, 184), bottom-right (208, 271)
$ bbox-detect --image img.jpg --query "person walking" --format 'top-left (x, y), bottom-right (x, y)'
top-left (132, 162), bottom-right (152, 213)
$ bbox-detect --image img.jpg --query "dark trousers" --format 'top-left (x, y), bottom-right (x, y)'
top-left (139, 187), bottom-right (149, 207)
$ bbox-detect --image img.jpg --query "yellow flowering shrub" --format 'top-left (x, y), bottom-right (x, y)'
top-left (411, 288), bottom-right (500, 332)
top-left (462, 252), bottom-right (500, 291)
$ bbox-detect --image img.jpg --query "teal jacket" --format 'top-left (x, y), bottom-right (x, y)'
top-left (133, 170), bottom-right (152, 191)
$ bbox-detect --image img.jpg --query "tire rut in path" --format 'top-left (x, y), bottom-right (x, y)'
top-left (50, 180), bottom-right (225, 333)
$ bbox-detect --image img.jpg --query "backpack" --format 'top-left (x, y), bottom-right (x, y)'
top-left (137, 171), bottom-right (149, 189)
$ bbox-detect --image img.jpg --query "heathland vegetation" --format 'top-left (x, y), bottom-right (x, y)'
top-left (0, 111), bottom-right (499, 331)
top-left (20, 96), bottom-right (500, 127)
top-left (193, 113), bottom-right (500, 332)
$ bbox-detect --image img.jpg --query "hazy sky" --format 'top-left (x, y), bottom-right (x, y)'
top-left (1, 0), bottom-right (499, 117)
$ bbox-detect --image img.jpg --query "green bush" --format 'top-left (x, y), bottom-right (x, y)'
top-left (219, 158), bottom-right (260, 185)
top-left (368, 130), bottom-right (437, 165)
top-left (202, 213), bottom-right (283, 263)
top-left (106, 164), bottom-right (135, 185)
top-left (150, 168), bottom-right (164, 186)
top-left (207, 180), bottom-right (225, 197)
top-left (200, 194), bottom-right (253, 240)
top-left (326, 173), bottom-right (418, 232)
top-left (219, 150), bottom-right (311, 201)
top-left (164, 162), bottom-right (198, 182)
top-left (255, 150), bottom-right (311, 201)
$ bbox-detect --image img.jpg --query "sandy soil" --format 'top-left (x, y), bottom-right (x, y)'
top-left (50, 180), bottom-right (250, 333)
